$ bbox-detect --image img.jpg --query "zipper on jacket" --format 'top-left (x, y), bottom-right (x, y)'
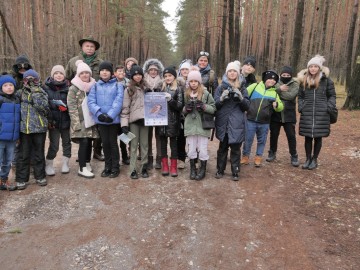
top-left (255, 88), bottom-right (267, 122)
top-left (312, 89), bottom-right (315, 138)
top-left (26, 94), bottom-right (30, 134)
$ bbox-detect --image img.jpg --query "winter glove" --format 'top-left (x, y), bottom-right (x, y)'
top-left (232, 88), bottom-right (244, 101)
top-left (58, 105), bottom-right (67, 112)
top-left (122, 126), bottom-right (129, 134)
top-left (48, 122), bottom-right (55, 130)
top-left (153, 88), bottom-right (161, 92)
top-left (104, 114), bottom-right (113, 123)
top-left (185, 102), bottom-right (194, 112)
top-left (196, 100), bottom-right (206, 112)
top-left (164, 92), bottom-right (172, 101)
top-left (98, 113), bottom-right (107, 122)
top-left (220, 90), bottom-right (229, 102)
top-left (144, 88), bottom-right (152, 93)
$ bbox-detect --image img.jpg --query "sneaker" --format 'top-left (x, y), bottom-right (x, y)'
top-left (16, 182), bottom-right (26, 190)
top-left (109, 170), bottom-right (120, 178)
top-left (291, 155), bottom-right (300, 167)
top-left (231, 173), bottom-right (239, 181)
top-left (240, 156), bottom-right (249, 165)
top-left (215, 171), bottom-right (224, 179)
top-left (0, 180), bottom-right (17, 191)
top-left (141, 168), bottom-right (149, 178)
top-left (130, 170), bottom-right (138, 179)
top-left (78, 167), bottom-right (95, 179)
top-left (36, 178), bottom-right (47, 186)
top-left (266, 151), bottom-right (276, 162)
top-left (177, 160), bottom-right (185, 169)
top-left (254, 156), bottom-right (262, 167)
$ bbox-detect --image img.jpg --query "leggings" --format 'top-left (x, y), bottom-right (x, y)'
top-left (304, 136), bottom-right (322, 159)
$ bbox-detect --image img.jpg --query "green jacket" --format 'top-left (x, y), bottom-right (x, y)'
top-left (183, 90), bottom-right (216, 138)
top-left (65, 52), bottom-right (103, 81)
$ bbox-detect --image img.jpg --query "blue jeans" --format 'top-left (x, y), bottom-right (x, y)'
top-left (0, 140), bottom-right (16, 180)
top-left (243, 120), bottom-right (269, 157)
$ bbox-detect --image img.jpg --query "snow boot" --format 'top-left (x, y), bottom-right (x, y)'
top-left (189, 159), bottom-right (197, 180)
top-left (45, 159), bottom-right (55, 176)
top-left (195, 160), bottom-right (207, 180)
top-left (61, 157), bottom-right (70, 174)
top-left (161, 157), bottom-right (169, 176)
top-left (155, 155), bottom-right (162, 169)
top-left (266, 150), bottom-right (276, 162)
top-left (170, 159), bottom-right (178, 177)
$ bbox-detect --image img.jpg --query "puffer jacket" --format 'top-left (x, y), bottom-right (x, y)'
top-left (246, 81), bottom-right (284, 124)
top-left (156, 83), bottom-right (184, 137)
top-left (88, 78), bottom-right (124, 125)
top-left (183, 89), bottom-right (216, 138)
top-left (271, 78), bottom-right (299, 123)
top-left (297, 67), bottom-right (336, 138)
top-left (67, 82), bottom-right (99, 140)
top-left (143, 58), bottom-right (164, 91)
top-left (65, 52), bottom-right (103, 81)
top-left (214, 75), bottom-right (250, 144)
top-left (43, 77), bottom-right (71, 129)
top-left (121, 83), bottom-right (146, 127)
top-left (16, 84), bottom-right (49, 134)
top-left (0, 92), bottom-right (20, 141)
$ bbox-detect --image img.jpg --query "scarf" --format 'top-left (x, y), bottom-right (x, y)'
top-left (196, 64), bottom-right (211, 76)
top-left (144, 73), bottom-right (162, 90)
top-left (81, 51), bottom-right (97, 65)
top-left (71, 76), bottom-right (96, 93)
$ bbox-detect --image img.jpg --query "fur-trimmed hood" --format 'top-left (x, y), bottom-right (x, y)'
top-left (297, 66), bottom-right (330, 83)
top-left (142, 58), bottom-right (164, 77)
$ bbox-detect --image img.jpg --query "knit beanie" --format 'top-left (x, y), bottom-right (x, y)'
top-left (125, 57), bottom-right (138, 68)
top-left (51, 65), bottom-right (65, 78)
top-left (243, 56), bottom-right (256, 68)
top-left (280, 66), bottom-right (293, 77)
top-left (75, 60), bottom-right (92, 76)
top-left (196, 51), bottom-right (210, 62)
top-left (148, 64), bottom-right (159, 71)
top-left (226, 60), bottom-right (241, 75)
top-left (130, 65), bottom-right (144, 79)
top-left (179, 61), bottom-right (191, 70)
top-left (262, 70), bottom-right (279, 83)
top-left (23, 69), bottom-right (40, 80)
top-left (99, 61), bottom-right (114, 75)
top-left (163, 66), bottom-right (177, 78)
top-left (187, 66), bottom-right (202, 83)
top-left (307, 54), bottom-right (325, 69)
top-left (0, 75), bottom-right (16, 89)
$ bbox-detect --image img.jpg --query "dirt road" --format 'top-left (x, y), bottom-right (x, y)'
top-left (0, 109), bottom-right (359, 270)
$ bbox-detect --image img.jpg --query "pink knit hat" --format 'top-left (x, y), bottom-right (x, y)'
top-left (75, 60), bottom-right (92, 76)
top-left (187, 66), bottom-right (202, 83)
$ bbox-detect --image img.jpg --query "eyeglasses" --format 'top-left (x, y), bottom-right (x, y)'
top-left (199, 51), bottom-right (209, 57)
top-left (23, 77), bottom-right (40, 85)
top-left (17, 63), bottom-right (30, 69)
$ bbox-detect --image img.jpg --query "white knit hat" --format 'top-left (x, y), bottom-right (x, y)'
top-left (226, 60), bottom-right (241, 75)
top-left (307, 54), bottom-right (325, 69)
top-left (179, 61), bottom-right (191, 70)
top-left (75, 60), bottom-right (92, 76)
top-left (51, 65), bottom-right (65, 78)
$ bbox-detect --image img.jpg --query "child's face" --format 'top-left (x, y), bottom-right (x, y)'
top-left (164, 73), bottom-right (175, 85)
top-left (227, 69), bottom-right (238, 81)
top-left (126, 61), bottom-right (134, 70)
top-left (79, 71), bottom-right (91, 82)
top-left (81, 41), bottom-right (96, 56)
top-left (189, 80), bottom-right (199, 90)
top-left (2, 83), bottom-right (15, 95)
top-left (148, 68), bottom-right (158, 78)
top-left (180, 68), bottom-right (189, 78)
top-left (265, 79), bottom-right (276, 88)
top-left (133, 74), bottom-right (143, 83)
top-left (242, 64), bottom-right (255, 74)
top-left (100, 69), bottom-right (111, 81)
top-left (53, 71), bottom-right (65, 82)
top-left (115, 69), bottom-right (125, 80)
top-left (308, 64), bottom-right (320, 75)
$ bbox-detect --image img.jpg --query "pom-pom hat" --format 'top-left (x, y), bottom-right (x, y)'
top-left (187, 66), bottom-right (202, 83)
top-left (226, 60), bottom-right (241, 75)
top-left (307, 54), bottom-right (325, 69)
top-left (75, 60), bottom-right (92, 76)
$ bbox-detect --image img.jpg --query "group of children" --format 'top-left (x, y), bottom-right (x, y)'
top-left (0, 48), bottom-right (337, 191)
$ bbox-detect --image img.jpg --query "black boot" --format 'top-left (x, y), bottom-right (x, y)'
top-left (291, 154), bottom-right (300, 167)
top-left (147, 155), bottom-right (154, 170)
top-left (189, 159), bottom-right (197, 180)
top-left (266, 150), bottom-right (276, 162)
top-left (308, 158), bottom-right (318, 170)
top-left (302, 158), bottom-right (311, 169)
top-left (154, 155), bottom-right (162, 169)
top-left (195, 160), bottom-right (207, 181)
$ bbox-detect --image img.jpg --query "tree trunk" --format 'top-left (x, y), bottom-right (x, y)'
top-left (291, 0), bottom-right (305, 72)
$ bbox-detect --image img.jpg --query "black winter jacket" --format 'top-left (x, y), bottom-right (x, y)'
top-left (297, 67), bottom-right (336, 138)
top-left (43, 77), bottom-right (71, 129)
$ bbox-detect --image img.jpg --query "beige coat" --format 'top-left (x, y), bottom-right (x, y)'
top-left (121, 85), bottom-right (146, 127)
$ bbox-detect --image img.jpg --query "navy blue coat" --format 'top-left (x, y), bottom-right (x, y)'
top-left (214, 76), bottom-right (250, 144)
top-left (0, 93), bottom-right (21, 141)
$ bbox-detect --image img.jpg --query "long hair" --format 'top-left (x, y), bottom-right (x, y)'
top-left (184, 83), bottom-right (204, 102)
top-left (162, 78), bottom-right (178, 91)
top-left (227, 76), bottom-right (241, 89)
top-left (303, 70), bottom-right (321, 89)
top-left (127, 77), bottom-right (145, 96)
